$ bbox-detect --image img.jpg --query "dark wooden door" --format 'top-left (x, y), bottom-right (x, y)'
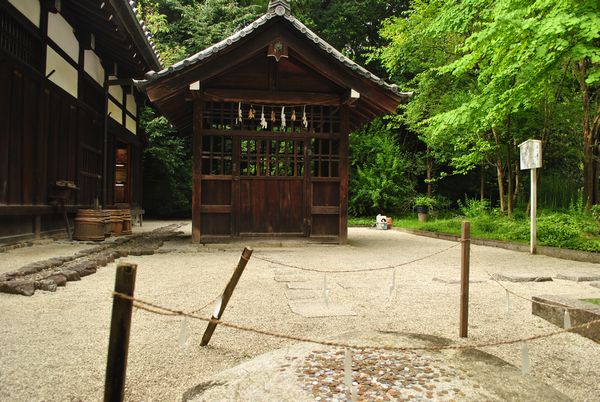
top-left (238, 137), bottom-right (305, 235)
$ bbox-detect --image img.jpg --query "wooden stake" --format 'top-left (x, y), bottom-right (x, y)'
top-left (201, 247), bottom-right (253, 346)
top-left (104, 263), bottom-right (137, 402)
top-left (459, 221), bottom-right (470, 338)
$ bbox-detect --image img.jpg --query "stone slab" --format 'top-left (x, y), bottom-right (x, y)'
top-left (491, 273), bottom-right (553, 283)
top-left (336, 280), bottom-right (375, 289)
top-left (185, 330), bottom-right (569, 402)
top-left (274, 274), bottom-right (309, 283)
top-left (532, 294), bottom-right (600, 342)
top-left (556, 272), bottom-right (600, 282)
top-left (285, 289), bottom-right (320, 301)
top-left (432, 277), bottom-right (487, 284)
top-left (288, 301), bottom-right (357, 317)
top-left (287, 282), bottom-right (336, 290)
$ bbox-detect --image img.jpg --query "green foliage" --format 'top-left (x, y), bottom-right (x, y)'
top-left (413, 195), bottom-right (437, 209)
top-left (591, 204), bottom-right (600, 221)
top-left (390, 208), bottom-right (600, 252)
top-left (349, 119), bottom-right (423, 216)
top-left (457, 198), bottom-right (490, 218)
top-left (141, 108), bottom-right (192, 218)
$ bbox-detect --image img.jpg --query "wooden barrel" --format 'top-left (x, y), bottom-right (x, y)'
top-left (121, 209), bottom-right (132, 235)
top-left (106, 210), bottom-right (123, 236)
top-left (73, 209), bottom-right (105, 241)
top-left (101, 210), bottom-right (112, 237)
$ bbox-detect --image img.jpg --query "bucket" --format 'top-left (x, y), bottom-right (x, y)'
top-left (106, 210), bottom-right (123, 236)
top-left (101, 210), bottom-right (111, 237)
top-left (73, 209), bottom-right (105, 241)
top-left (121, 209), bottom-right (132, 235)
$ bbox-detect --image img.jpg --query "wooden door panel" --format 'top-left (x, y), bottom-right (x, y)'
top-left (278, 180), bottom-right (304, 233)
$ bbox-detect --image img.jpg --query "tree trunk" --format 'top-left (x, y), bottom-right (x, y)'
top-left (480, 164), bottom-right (485, 202)
top-left (577, 59), bottom-right (596, 209)
top-left (426, 152), bottom-right (433, 197)
top-left (492, 127), bottom-right (505, 215)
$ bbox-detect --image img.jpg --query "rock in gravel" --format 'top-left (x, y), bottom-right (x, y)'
top-left (62, 270), bottom-right (81, 281)
top-left (556, 272), bottom-right (600, 282)
top-left (491, 273), bottom-right (552, 282)
top-left (35, 279), bottom-right (57, 292)
top-left (18, 262), bottom-right (46, 276)
top-left (0, 280), bottom-right (35, 296)
top-left (46, 274), bottom-right (67, 287)
top-left (140, 249), bottom-right (155, 256)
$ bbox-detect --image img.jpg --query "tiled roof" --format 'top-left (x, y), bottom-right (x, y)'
top-left (125, 0), bottom-right (162, 68)
top-left (142, 9), bottom-right (404, 97)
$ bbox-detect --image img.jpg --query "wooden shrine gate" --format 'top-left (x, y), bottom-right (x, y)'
top-left (197, 102), bottom-right (347, 242)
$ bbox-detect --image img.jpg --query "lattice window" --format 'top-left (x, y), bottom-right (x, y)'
top-left (202, 135), bottom-right (233, 175)
top-left (0, 8), bottom-right (41, 70)
top-left (203, 102), bottom-right (340, 134)
top-left (311, 138), bottom-right (340, 177)
top-left (240, 139), bottom-right (304, 177)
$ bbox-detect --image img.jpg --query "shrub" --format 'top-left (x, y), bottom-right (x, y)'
top-left (457, 197), bottom-right (490, 218)
top-left (537, 213), bottom-right (581, 247)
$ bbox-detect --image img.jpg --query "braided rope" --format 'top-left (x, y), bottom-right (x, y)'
top-left (113, 292), bottom-right (600, 352)
top-left (253, 242), bottom-right (460, 273)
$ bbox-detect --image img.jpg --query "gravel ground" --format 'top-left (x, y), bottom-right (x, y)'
top-left (0, 223), bottom-right (599, 401)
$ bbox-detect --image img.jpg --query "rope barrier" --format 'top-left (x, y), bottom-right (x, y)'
top-left (253, 242), bottom-right (460, 273)
top-left (470, 248), bottom-right (583, 311)
top-left (113, 292), bottom-right (600, 352)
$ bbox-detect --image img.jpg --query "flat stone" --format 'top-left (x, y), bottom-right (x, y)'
top-left (0, 280), bottom-right (35, 296)
top-left (274, 274), bottom-right (309, 283)
top-left (287, 282), bottom-right (336, 290)
top-left (35, 279), bottom-right (57, 292)
top-left (336, 280), bottom-right (374, 289)
top-left (556, 272), bottom-right (600, 282)
top-left (432, 277), bottom-right (487, 284)
top-left (285, 289), bottom-right (320, 300)
top-left (288, 301), bottom-right (357, 318)
top-left (590, 282), bottom-right (600, 289)
top-left (491, 273), bottom-right (552, 282)
top-left (532, 295), bottom-right (600, 342)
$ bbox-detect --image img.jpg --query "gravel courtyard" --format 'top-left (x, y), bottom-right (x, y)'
top-left (0, 222), bottom-right (599, 401)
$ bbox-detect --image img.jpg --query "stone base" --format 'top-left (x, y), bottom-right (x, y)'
top-left (532, 295), bottom-right (600, 342)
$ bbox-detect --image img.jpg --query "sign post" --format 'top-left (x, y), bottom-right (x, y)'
top-left (518, 140), bottom-right (542, 254)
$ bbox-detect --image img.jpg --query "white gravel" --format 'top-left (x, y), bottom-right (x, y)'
top-left (0, 223), bottom-right (599, 401)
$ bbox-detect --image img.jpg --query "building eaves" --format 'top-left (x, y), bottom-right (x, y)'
top-left (111, 0), bottom-right (162, 71)
top-left (141, 11), bottom-right (408, 98)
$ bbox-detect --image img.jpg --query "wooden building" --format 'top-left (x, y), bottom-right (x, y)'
top-left (0, 0), bottom-right (161, 243)
top-left (142, 0), bottom-right (408, 244)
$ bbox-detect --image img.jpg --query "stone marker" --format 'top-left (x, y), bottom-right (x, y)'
top-left (556, 272), bottom-right (600, 282)
top-left (288, 301), bottom-right (357, 317)
top-left (491, 273), bottom-right (552, 282)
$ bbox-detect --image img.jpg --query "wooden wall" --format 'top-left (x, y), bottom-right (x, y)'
top-left (0, 59), bottom-right (104, 241)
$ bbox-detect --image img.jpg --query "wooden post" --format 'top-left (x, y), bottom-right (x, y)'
top-left (338, 105), bottom-right (350, 244)
top-left (192, 99), bottom-right (203, 243)
top-left (201, 247), bottom-right (253, 346)
top-left (459, 221), bottom-right (470, 338)
top-left (104, 263), bottom-right (137, 402)
top-left (530, 168), bottom-right (537, 254)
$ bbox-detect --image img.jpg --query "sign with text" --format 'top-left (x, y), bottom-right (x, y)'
top-left (518, 139), bottom-right (542, 170)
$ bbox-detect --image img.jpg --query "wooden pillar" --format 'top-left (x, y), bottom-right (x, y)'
top-left (339, 106), bottom-right (350, 244)
top-left (192, 99), bottom-right (203, 243)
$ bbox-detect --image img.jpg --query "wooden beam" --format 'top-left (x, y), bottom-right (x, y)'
top-left (192, 99), bottom-right (203, 243)
top-left (200, 88), bottom-right (341, 105)
top-left (339, 105), bottom-right (350, 244)
top-left (342, 89), bottom-right (360, 106)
